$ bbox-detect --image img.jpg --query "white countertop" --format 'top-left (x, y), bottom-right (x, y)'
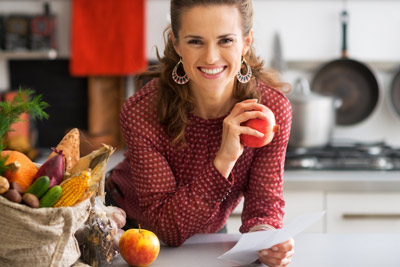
top-left (285, 169), bottom-right (400, 180)
top-left (112, 233), bottom-right (400, 267)
top-left (284, 170), bottom-right (400, 192)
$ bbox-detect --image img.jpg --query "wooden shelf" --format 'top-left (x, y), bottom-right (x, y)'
top-left (0, 49), bottom-right (58, 60)
top-left (287, 60), bottom-right (400, 73)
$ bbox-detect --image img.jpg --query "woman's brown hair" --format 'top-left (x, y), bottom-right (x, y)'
top-left (136, 0), bottom-right (288, 146)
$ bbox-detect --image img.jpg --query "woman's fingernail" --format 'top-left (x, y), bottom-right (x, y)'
top-left (262, 251), bottom-right (268, 256)
top-left (272, 247), bottom-right (278, 251)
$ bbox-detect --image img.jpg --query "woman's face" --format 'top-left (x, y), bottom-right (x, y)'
top-left (173, 5), bottom-right (252, 98)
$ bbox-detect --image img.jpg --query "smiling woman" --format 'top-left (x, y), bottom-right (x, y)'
top-left (172, 5), bottom-right (247, 97)
top-left (106, 1), bottom-right (294, 266)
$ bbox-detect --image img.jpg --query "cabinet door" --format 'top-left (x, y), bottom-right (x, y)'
top-left (227, 198), bottom-right (243, 234)
top-left (283, 191), bottom-right (325, 233)
top-left (227, 190), bottom-right (324, 234)
top-left (327, 193), bottom-right (400, 233)
top-left (226, 214), bottom-right (242, 234)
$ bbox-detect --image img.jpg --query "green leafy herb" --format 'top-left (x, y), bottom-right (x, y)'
top-left (0, 155), bottom-right (7, 176)
top-left (0, 88), bottom-right (49, 174)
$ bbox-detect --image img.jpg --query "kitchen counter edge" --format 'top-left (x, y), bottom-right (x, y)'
top-left (283, 170), bottom-right (400, 192)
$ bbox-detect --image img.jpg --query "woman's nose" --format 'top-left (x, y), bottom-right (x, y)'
top-left (204, 45), bottom-right (219, 64)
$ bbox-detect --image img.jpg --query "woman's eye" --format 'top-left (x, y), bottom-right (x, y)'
top-left (219, 38), bottom-right (233, 45)
top-left (188, 39), bottom-right (202, 45)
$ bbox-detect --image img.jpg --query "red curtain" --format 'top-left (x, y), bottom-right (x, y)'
top-left (70, 0), bottom-right (147, 76)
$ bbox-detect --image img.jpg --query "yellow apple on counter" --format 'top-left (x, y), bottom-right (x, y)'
top-left (119, 227), bottom-right (160, 267)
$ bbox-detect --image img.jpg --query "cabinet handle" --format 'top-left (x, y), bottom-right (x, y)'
top-left (342, 213), bottom-right (400, 220)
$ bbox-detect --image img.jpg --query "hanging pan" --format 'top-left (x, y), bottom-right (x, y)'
top-left (312, 10), bottom-right (380, 126)
top-left (390, 68), bottom-right (400, 117)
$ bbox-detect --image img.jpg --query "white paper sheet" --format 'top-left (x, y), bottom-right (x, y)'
top-left (218, 210), bottom-right (326, 265)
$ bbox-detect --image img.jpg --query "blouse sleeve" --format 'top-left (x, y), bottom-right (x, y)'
top-left (120, 102), bottom-right (233, 247)
top-left (240, 91), bottom-right (292, 233)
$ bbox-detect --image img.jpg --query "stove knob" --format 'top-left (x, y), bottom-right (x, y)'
top-left (371, 157), bottom-right (393, 170)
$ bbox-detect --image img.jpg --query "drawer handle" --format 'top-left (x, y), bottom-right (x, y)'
top-left (342, 213), bottom-right (400, 219)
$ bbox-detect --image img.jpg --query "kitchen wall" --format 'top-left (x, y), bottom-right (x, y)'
top-left (1, 0), bottom-right (400, 145)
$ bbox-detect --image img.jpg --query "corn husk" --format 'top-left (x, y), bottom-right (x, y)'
top-left (47, 128), bottom-right (80, 172)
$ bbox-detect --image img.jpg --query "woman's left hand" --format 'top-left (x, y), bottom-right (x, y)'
top-left (257, 238), bottom-right (294, 267)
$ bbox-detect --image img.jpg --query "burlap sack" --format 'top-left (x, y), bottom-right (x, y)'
top-left (0, 195), bottom-right (91, 267)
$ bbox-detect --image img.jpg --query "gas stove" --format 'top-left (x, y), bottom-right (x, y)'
top-left (285, 141), bottom-right (400, 171)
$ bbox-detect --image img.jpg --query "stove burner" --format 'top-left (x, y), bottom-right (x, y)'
top-left (285, 141), bottom-right (400, 171)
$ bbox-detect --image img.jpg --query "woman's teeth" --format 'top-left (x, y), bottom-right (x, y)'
top-left (200, 67), bottom-right (224, 75)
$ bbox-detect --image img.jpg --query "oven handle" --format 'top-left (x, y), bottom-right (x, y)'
top-left (342, 213), bottom-right (400, 220)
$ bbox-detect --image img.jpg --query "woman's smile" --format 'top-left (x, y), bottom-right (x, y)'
top-left (198, 66), bottom-right (227, 79)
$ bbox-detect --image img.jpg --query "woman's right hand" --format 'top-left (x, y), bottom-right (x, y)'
top-left (213, 98), bottom-right (268, 178)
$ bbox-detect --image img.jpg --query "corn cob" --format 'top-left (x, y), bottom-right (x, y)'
top-left (53, 170), bottom-right (91, 207)
top-left (69, 144), bottom-right (115, 200)
top-left (74, 190), bottom-right (94, 204)
top-left (69, 144), bottom-right (115, 177)
top-left (88, 147), bottom-right (114, 190)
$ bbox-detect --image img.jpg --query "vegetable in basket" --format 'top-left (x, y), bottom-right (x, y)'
top-left (35, 148), bottom-right (65, 188)
top-left (1, 150), bottom-right (38, 191)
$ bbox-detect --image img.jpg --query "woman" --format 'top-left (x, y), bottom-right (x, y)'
top-left (107, 0), bottom-right (294, 266)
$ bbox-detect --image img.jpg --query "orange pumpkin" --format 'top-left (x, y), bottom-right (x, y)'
top-left (1, 150), bottom-right (38, 191)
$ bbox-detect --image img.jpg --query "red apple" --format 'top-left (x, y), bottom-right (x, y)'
top-left (119, 228), bottom-right (160, 267)
top-left (240, 105), bottom-right (280, 148)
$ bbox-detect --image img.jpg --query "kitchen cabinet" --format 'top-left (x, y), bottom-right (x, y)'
top-left (226, 191), bottom-right (324, 234)
top-left (227, 171), bottom-right (400, 234)
top-left (326, 192), bottom-right (400, 233)
top-left (283, 191), bottom-right (325, 232)
top-left (285, 171), bottom-right (400, 234)
top-left (226, 199), bottom-right (242, 234)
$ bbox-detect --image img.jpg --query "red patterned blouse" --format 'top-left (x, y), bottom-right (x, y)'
top-left (109, 78), bottom-right (292, 247)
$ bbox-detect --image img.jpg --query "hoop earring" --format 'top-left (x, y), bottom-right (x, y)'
top-left (237, 58), bottom-right (252, 84)
top-left (172, 58), bottom-right (189, 85)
